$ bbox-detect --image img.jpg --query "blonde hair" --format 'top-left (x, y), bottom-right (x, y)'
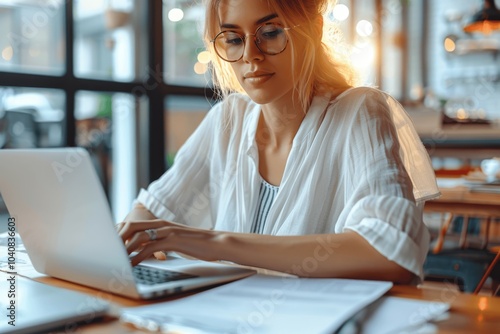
top-left (204, 0), bottom-right (358, 112)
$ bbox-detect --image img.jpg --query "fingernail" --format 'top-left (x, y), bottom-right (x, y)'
top-left (154, 251), bottom-right (167, 260)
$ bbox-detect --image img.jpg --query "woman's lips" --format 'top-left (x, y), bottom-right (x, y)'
top-left (244, 71), bottom-right (274, 84)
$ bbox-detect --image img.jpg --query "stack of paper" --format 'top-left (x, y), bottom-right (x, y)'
top-left (121, 275), bottom-right (450, 334)
top-left (121, 274), bottom-right (393, 334)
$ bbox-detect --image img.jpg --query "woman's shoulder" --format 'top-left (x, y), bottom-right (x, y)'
top-left (328, 86), bottom-right (396, 119)
top-left (333, 86), bottom-right (390, 104)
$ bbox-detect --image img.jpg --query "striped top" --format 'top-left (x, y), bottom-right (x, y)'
top-left (250, 179), bottom-right (280, 234)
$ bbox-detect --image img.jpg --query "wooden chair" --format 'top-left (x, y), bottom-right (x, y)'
top-left (424, 214), bottom-right (500, 294)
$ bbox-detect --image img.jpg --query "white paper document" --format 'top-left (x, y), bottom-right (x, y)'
top-left (359, 296), bottom-right (450, 334)
top-left (121, 274), bottom-right (393, 334)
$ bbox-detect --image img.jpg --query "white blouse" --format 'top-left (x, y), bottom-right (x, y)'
top-left (137, 87), bottom-right (440, 280)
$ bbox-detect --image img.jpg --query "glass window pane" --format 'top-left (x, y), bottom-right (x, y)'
top-left (350, 0), bottom-right (377, 86)
top-left (332, 0), bottom-right (353, 43)
top-left (165, 96), bottom-right (212, 168)
top-left (0, 87), bottom-right (65, 219)
top-left (75, 91), bottom-right (138, 221)
top-left (0, 1), bottom-right (65, 75)
top-left (0, 87), bottom-right (65, 148)
top-left (406, 0), bottom-right (424, 101)
top-left (163, 0), bottom-right (210, 86)
top-left (381, 0), bottom-right (403, 99)
top-left (329, 0), bottom-right (378, 86)
top-left (74, 0), bottom-right (148, 82)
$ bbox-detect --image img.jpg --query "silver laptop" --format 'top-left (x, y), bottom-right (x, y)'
top-left (0, 148), bottom-right (255, 299)
top-left (0, 271), bottom-right (109, 334)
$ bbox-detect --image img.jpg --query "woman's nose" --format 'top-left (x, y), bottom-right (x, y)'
top-left (242, 36), bottom-right (264, 63)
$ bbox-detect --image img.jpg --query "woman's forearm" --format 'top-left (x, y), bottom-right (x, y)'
top-left (121, 219), bottom-right (414, 284)
top-left (208, 231), bottom-right (414, 284)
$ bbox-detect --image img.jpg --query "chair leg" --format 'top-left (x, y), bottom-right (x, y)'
top-left (474, 251), bottom-right (500, 295)
top-left (492, 280), bottom-right (500, 296)
top-left (433, 214), bottom-right (455, 254)
top-left (481, 217), bottom-right (491, 250)
top-left (459, 215), bottom-right (469, 249)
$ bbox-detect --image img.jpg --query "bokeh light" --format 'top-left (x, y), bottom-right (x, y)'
top-left (2, 46), bottom-right (13, 61)
top-left (356, 20), bottom-right (373, 37)
top-left (332, 4), bottom-right (349, 21)
top-left (168, 8), bottom-right (184, 22)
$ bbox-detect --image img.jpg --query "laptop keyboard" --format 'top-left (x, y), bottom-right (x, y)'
top-left (133, 265), bottom-right (198, 285)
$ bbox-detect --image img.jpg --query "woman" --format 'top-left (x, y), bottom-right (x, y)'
top-left (118, 0), bottom-right (439, 284)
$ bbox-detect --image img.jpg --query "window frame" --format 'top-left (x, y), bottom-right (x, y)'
top-left (0, 1), bottom-right (215, 186)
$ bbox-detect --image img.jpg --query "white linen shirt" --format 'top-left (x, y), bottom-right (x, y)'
top-left (137, 87), bottom-right (439, 280)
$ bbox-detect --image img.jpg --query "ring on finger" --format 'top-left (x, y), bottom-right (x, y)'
top-left (145, 229), bottom-right (157, 241)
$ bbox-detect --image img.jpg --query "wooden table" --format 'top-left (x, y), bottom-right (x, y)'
top-left (425, 185), bottom-right (500, 218)
top-left (32, 276), bottom-right (500, 333)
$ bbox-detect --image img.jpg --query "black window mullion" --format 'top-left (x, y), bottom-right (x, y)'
top-left (147, 0), bottom-right (166, 183)
top-left (65, 0), bottom-right (76, 147)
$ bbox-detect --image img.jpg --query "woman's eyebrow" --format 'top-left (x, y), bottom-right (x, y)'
top-left (220, 13), bottom-right (278, 29)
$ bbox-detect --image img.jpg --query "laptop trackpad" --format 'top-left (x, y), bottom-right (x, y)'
top-left (138, 257), bottom-right (254, 276)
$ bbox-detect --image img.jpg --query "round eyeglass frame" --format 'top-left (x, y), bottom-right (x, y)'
top-left (211, 22), bottom-right (293, 63)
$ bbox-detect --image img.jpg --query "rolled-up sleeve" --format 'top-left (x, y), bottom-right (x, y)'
top-left (343, 196), bottom-right (429, 280)
top-left (337, 89), bottom-right (430, 280)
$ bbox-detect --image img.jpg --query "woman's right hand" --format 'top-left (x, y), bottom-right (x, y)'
top-left (116, 219), bottom-right (179, 263)
top-left (117, 203), bottom-right (169, 261)
top-left (116, 219), bottom-right (219, 266)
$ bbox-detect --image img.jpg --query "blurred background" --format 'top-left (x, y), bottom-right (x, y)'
top-left (0, 0), bottom-right (499, 223)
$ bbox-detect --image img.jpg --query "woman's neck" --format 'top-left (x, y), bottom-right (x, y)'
top-left (255, 105), bottom-right (306, 186)
top-left (257, 103), bottom-right (306, 149)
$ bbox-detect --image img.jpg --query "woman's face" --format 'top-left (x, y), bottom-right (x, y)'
top-left (217, 0), bottom-right (301, 109)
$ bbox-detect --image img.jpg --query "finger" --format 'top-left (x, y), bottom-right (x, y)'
top-left (118, 221), bottom-right (132, 241)
top-left (118, 220), bottom-right (164, 242)
top-left (125, 230), bottom-right (152, 254)
top-left (130, 243), bottom-right (168, 266)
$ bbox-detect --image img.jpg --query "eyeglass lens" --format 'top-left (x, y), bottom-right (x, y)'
top-left (214, 23), bottom-right (288, 62)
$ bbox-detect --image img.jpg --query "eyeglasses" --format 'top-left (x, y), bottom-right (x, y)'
top-left (211, 23), bottom-right (292, 63)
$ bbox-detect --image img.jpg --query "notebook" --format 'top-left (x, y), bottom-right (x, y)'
top-left (0, 271), bottom-right (109, 334)
top-left (0, 148), bottom-right (255, 299)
